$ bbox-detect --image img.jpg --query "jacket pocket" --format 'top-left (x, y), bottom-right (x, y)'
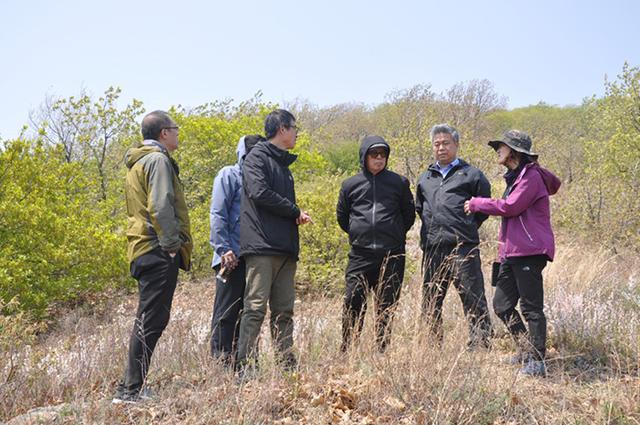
top-left (130, 248), bottom-right (170, 279)
top-left (519, 216), bottom-right (534, 242)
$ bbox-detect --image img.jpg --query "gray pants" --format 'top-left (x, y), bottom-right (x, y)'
top-left (236, 255), bottom-right (297, 366)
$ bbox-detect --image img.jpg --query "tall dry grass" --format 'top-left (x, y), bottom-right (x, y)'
top-left (2, 243), bottom-right (639, 424)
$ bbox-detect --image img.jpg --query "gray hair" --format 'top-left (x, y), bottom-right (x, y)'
top-left (141, 110), bottom-right (174, 140)
top-left (430, 123), bottom-right (459, 144)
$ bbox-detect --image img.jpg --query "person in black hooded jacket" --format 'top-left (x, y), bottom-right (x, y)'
top-left (415, 124), bottom-right (492, 348)
top-left (236, 109), bottom-right (312, 373)
top-left (336, 135), bottom-right (415, 352)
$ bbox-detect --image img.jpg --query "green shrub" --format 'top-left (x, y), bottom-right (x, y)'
top-left (0, 140), bottom-right (127, 318)
top-left (323, 140), bottom-right (361, 175)
top-left (296, 176), bottom-right (350, 294)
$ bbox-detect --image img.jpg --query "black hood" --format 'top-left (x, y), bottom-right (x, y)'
top-left (359, 135), bottom-right (390, 172)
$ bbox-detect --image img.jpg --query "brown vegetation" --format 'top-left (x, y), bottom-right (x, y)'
top-left (2, 241), bottom-right (639, 424)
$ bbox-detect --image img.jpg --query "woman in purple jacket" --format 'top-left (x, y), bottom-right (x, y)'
top-left (464, 130), bottom-right (561, 377)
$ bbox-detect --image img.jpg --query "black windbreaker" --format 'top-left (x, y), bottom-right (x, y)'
top-left (415, 159), bottom-right (490, 248)
top-left (336, 136), bottom-right (416, 254)
top-left (240, 142), bottom-right (300, 259)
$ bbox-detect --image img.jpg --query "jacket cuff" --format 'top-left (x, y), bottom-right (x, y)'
top-left (468, 197), bottom-right (480, 212)
top-left (292, 205), bottom-right (301, 219)
top-left (215, 245), bottom-right (233, 257)
top-left (159, 238), bottom-right (182, 253)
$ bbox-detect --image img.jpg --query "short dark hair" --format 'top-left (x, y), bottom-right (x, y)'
top-left (141, 110), bottom-right (174, 140)
top-left (264, 109), bottom-right (296, 140)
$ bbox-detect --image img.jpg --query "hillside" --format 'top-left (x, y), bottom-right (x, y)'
top-left (2, 242), bottom-right (639, 424)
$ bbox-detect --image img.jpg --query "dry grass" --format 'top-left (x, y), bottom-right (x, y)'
top-left (2, 243), bottom-right (639, 424)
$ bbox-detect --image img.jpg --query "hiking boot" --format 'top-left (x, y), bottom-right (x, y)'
top-left (281, 353), bottom-right (298, 372)
top-left (212, 352), bottom-right (236, 370)
top-left (466, 337), bottom-right (492, 352)
top-left (235, 359), bottom-right (259, 384)
top-left (519, 359), bottom-right (546, 377)
top-left (112, 387), bottom-right (155, 405)
top-left (112, 394), bottom-right (139, 405)
top-left (137, 387), bottom-right (156, 401)
top-left (503, 351), bottom-right (529, 365)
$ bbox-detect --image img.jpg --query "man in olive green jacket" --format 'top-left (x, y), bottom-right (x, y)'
top-left (113, 110), bottom-right (192, 404)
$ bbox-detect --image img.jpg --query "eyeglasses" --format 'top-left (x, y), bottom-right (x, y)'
top-left (163, 126), bottom-right (179, 132)
top-left (288, 125), bottom-right (299, 132)
top-left (367, 150), bottom-right (388, 158)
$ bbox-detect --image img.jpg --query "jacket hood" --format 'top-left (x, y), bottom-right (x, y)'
top-left (125, 144), bottom-right (165, 169)
top-left (359, 135), bottom-right (390, 172)
top-left (536, 164), bottom-right (561, 195)
top-left (521, 163), bottom-right (561, 196)
top-left (236, 136), bottom-right (247, 168)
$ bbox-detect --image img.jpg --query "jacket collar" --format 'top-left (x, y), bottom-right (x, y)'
top-left (265, 142), bottom-right (297, 166)
top-left (142, 139), bottom-right (169, 154)
top-left (428, 158), bottom-right (468, 175)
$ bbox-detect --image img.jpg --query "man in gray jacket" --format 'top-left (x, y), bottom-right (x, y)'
top-left (415, 124), bottom-right (492, 348)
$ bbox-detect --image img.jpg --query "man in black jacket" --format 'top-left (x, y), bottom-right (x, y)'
top-left (337, 135), bottom-right (415, 352)
top-left (236, 109), bottom-right (312, 373)
top-left (416, 124), bottom-right (492, 348)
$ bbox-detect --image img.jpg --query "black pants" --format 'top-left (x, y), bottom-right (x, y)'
top-left (210, 260), bottom-right (246, 363)
top-left (342, 252), bottom-right (405, 352)
top-left (421, 244), bottom-right (492, 346)
top-left (118, 248), bottom-right (179, 396)
top-left (493, 255), bottom-right (547, 360)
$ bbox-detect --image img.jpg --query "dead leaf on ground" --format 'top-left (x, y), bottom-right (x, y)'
top-left (383, 396), bottom-right (406, 411)
top-left (310, 393), bottom-right (325, 406)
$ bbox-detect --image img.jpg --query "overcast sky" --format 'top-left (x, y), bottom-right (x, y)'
top-left (1, 0), bottom-right (639, 139)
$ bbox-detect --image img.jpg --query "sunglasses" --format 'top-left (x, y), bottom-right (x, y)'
top-left (368, 150), bottom-right (388, 158)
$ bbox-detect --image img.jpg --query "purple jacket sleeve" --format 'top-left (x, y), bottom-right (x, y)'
top-left (468, 171), bottom-right (542, 217)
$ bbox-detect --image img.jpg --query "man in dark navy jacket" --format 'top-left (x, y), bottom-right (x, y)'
top-left (337, 135), bottom-right (415, 352)
top-left (416, 124), bottom-right (492, 348)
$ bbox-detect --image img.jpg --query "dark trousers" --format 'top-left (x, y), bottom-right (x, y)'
top-left (421, 244), bottom-right (492, 346)
top-left (210, 260), bottom-right (246, 364)
top-left (493, 255), bottom-right (548, 360)
top-left (342, 252), bottom-right (405, 353)
top-left (118, 248), bottom-right (179, 396)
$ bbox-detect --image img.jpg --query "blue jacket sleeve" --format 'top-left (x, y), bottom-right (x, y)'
top-left (210, 168), bottom-right (236, 259)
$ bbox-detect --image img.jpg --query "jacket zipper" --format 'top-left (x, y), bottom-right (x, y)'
top-left (372, 175), bottom-right (377, 249)
top-left (519, 216), bottom-right (534, 242)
